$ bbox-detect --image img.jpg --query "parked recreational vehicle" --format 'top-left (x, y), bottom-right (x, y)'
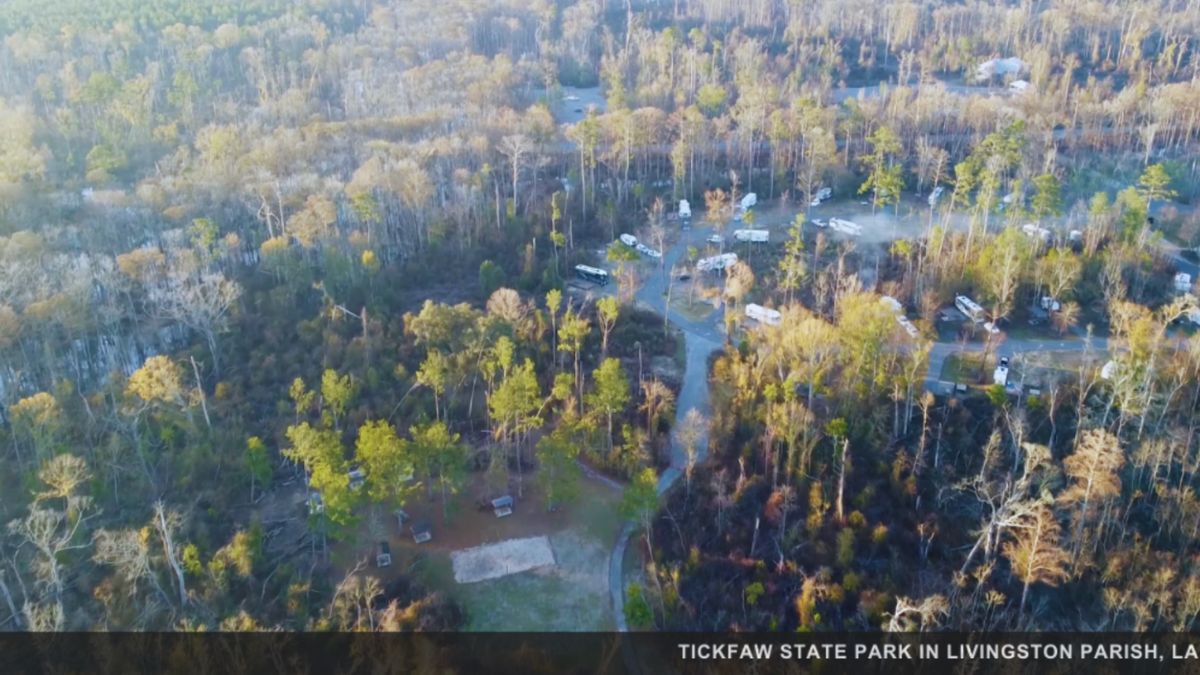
top-left (810, 187), bottom-right (832, 207)
top-left (829, 218), bottom-right (862, 236)
top-left (697, 252), bottom-right (738, 272)
top-left (733, 229), bottom-right (769, 243)
top-left (733, 193), bottom-right (758, 221)
top-left (619, 233), bottom-right (638, 247)
top-left (1020, 223), bottom-right (1052, 242)
top-left (928, 186), bottom-right (944, 207)
top-left (574, 264), bottom-right (610, 285)
top-left (679, 199), bottom-right (691, 220)
top-left (880, 296), bottom-right (903, 314)
top-left (745, 303), bottom-right (782, 326)
top-left (1175, 272), bottom-right (1193, 294)
top-left (955, 295), bottom-right (986, 323)
top-left (636, 243), bottom-right (663, 259)
top-left (993, 357), bottom-right (1010, 387)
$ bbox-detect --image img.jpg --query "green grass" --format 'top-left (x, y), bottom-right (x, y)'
top-left (413, 477), bottom-right (623, 632)
top-left (940, 353), bottom-right (990, 383)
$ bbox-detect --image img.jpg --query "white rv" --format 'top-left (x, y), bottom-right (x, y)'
top-left (697, 252), bottom-right (738, 272)
top-left (679, 199), bottom-right (691, 220)
top-left (955, 295), bottom-right (986, 323)
top-left (1020, 223), bottom-right (1052, 242)
top-left (993, 357), bottom-right (1010, 387)
top-left (745, 303), bottom-right (782, 327)
top-left (880, 296), bottom-right (903, 314)
top-left (1175, 272), bottom-right (1193, 294)
top-left (829, 218), bottom-right (862, 236)
top-left (810, 187), bottom-right (832, 207)
top-left (619, 233), bottom-right (638, 248)
top-left (928, 186), bottom-right (944, 207)
top-left (574, 264), bottom-right (610, 286)
top-left (733, 193), bottom-right (758, 221)
top-left (636, 243), bottom-right (663, 259)
top-left (733, 229), bottom-right (769, 243)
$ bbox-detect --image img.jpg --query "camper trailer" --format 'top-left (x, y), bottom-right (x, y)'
top-left (745, 303), bottom-right (782, 327)
top-left (955, 295), bottom-right (987, 323)
top-left (574, 264), bottom-right (610, 286)
top-left (928, 186), bottom-right (944, 207)
top-left (828, 218), bottom-right (862, 236)
top-left (619, 233), bottom-right (638, 248)
top-left (733, 193), bottom-right (758, 220)
top-left (679, 199), bottom-right (691, 220)
top-left (993, 357), bottom-right (1010, 387)
top-left (696, 252), bottom-right (738, 272)
top-left (810, 187), bottom-right (832, 206)
top-left (880, 296), bottom-right (903, 314)
top-left (1175, 272), bottom-right (1193, 294)
top-left (635, 243), bottom-right (663, 259)
top-left (1021, 223), bottom-right (1052, 242)
top-left (732, 229), bottom-right (769, 243)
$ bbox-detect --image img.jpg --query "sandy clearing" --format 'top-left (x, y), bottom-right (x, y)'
top-left (451, 535), bottom-right (556, 584)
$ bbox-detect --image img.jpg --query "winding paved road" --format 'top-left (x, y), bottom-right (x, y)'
top-left (607, 223), bottom-right (722, 632)
top-left (602, 216), bottom-right (1130, 632)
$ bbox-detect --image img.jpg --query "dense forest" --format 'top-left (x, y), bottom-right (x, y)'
top-left (0, 0), bottom-right (1199, 632)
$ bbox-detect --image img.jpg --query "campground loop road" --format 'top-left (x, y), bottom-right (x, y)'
top-left (602, 217), bottom-right (1120, 631)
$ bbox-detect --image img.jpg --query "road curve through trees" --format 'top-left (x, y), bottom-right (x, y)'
top-left (608, 226), bottom-right (721, 632)
top-left (603, 220), bottom-right (1119, 631)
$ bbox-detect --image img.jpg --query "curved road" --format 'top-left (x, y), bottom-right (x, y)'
top-left (607, 224), bottom-right (722, 632)
top-left (602, 219), bottom-right (1124, 631)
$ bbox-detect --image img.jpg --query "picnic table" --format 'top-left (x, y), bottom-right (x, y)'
top-left (491, 495), bottom-right (514, 518)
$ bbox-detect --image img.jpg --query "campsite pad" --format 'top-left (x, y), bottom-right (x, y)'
top-left (451, 535), bottom-right (556, 584)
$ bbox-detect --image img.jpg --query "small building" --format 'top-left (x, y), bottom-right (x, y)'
top-left (376, 541), bottom-right (392, 568)
top-left (492, 495), bottom-right (514, 518)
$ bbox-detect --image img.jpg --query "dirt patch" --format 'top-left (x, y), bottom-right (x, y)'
top-left (452, 536), bottom-right (556, 583)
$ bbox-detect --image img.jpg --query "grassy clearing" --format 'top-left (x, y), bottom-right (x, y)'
top-left (408, 477), bottom-right (624, 631)
top-left (940, 352), bottom-right (991, 384)
top-left (668, 292), bottom-right (720, 323)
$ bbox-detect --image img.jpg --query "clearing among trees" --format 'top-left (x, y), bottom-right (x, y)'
top-left (451, 536), bottom-right (556, 584)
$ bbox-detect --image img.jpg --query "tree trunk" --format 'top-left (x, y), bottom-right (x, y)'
top-left (154, 503), bottom-right (189, 607)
